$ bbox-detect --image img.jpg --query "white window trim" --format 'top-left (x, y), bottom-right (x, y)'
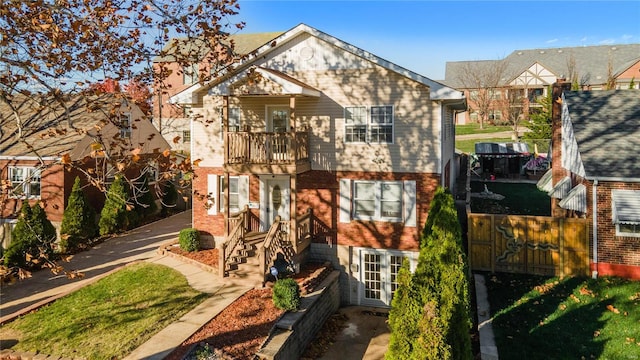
top-left (344, 105), bottom-right (394, 144)
top-left (8, 166), bottom-right (41, 199)
top-left (340, 179), bottom-right (416, 225)
top-left (119, 113), bottom-right (132, 139)
top-left (615, 223), bottom-right (640, 238)
top-left (207, 174), bottom-right (249, 216)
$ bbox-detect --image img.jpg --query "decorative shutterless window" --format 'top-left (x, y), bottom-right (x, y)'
top-left (9, 167), bottom-right (41, 198)
top-left (119, 113), bottom-right (132, 138)
top-left (344, 106), bottom-right (367, 143)
top-left (183, 63), bottom-right (199, 85)
top-left (369, 106), bottom-right (393, 143)
top-left (344, 105), bottom-right (393, 144)
top-left (182, 130), bottom-right (191, 143)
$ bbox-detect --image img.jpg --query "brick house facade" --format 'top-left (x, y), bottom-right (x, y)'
top-left (549, 84), bottom-right (640, 279)
top-left (1, 95), bottom-right (170, 250)
top-left (175, 24), bottom-right (466, 306)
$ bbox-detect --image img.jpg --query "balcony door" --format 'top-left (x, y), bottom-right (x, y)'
top-left (266, 106), bottom-right (290, 161)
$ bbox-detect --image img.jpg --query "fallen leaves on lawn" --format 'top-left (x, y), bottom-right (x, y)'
top-left (606, 304), bottom-right (620, 314)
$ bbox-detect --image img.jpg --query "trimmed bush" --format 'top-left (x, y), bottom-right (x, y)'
top-left (178, 228), bottom-right (200, 252)
top-left (60, 177), bottom-right (98, 252)
top-left (386, 186), bottom-right (471, 360)
top-left (272, 278), bottom-right (300, 311)
top-left (4, 201), bottom-right (56, 269)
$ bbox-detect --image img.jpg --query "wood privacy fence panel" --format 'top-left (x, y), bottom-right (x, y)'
top-left (468, 214), bottom-right (589, 277)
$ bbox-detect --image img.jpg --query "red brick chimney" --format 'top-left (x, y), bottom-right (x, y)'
top-left (550, 80), bottom-right (572, 217)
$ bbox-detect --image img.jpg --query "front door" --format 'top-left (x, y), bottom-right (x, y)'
top-left (266, 106), bottom-right (290, 161)
top-left (264, 177), bottom-right (290, 229)
top-left (359, 249), bottom-right (415, 307)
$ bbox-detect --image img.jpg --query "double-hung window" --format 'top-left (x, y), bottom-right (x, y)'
top-left (345, 106), bottom-right (367, 143)
top-left (219, 176), bottom-right (241, 213)
top-left (183, 63), bottom-right (199, 85)
top-left (353, 181), bottom-right (403, 222)
top-left (344, 105), bottom-right (394, 144)
top-left (9, 167), bottom-right (41, 198)
top-left (119, 113), bottom-right (131, 139)
top-left (369, 106), bottom-right (393, 143)
top-left (228, 107), bottom-right (241, 132)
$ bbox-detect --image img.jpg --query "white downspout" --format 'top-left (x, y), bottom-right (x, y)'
top-left (592, 179), bottom-right (599, 279)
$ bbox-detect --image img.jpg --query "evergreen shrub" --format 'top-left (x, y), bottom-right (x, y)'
top-left (272, 278), bottom-right (300, 311)
top-left (99, 175), bottom-right (131, 236)
top-left (60, 177), bottom-right (98, 252)
top-left (4, 201), bottom-right (56, 269)
top-left (178, 228), bottom-right (200, 252)
top-left (160, 180), bottom-right (178, 217)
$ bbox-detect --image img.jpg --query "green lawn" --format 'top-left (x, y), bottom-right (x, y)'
top-left (0, 263), bottom-right (208, 359)
top-left (484, 272), bottom-right (640, 360)
top-left (470, 181), bottom-right (551, 216)
top-left (455, 123), bottom-right (513, 135)
top-left (455, 137), bottom-right (513, 154)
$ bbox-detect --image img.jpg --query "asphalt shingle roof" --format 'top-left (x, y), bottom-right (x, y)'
top-left (444, 44), bottom-right (640, 88)
top-left (153, 32), bottom-right (284, 63)
top-left (565, 90), bottom-right (640, 179)
top-left (0, 94), bottom-right (169, 159)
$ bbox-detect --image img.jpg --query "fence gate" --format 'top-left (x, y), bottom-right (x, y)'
top-left (467, 214), bottom-right (589, 277)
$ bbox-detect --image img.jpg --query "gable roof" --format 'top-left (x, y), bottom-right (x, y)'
top-left (0, 94), bottom-right (170, 160)
top-left (564, 90), bottom-right (640, 180)
top-left (444, 44), bottom-right (640, 88)
top-left (153, 32), bottom-right (285, 63)
top-left (171, 23), bottom-right (465, 104)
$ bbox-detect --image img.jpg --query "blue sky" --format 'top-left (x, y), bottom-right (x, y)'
top-left (232, 1), bottom-right (640, 80)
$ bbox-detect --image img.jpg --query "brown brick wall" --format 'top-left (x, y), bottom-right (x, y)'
top-left (589, 180), bottom-right (640, 278)
top-left (192, 168), bottom-right (440, 252)
top-left (1, 159), bottom-right (66, 223)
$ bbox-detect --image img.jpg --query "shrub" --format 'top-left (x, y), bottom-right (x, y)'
top-left (60, 177), bottom-right (98, 252)
top-left (386, 187), bottom-right (471, 360)
top-left (4, 201), bottom-right (56, 269)
top-left (99, 175), bottom-right (131, 236)
top-left (272, 278), bottom-right (300, 311)
top-left (178, 228), bottom-right (200, 252)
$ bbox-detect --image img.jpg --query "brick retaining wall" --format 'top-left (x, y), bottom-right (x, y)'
top-left (256, 270), bottom-right (340, 360)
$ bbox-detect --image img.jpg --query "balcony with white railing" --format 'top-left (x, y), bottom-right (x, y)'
top-left (224, 131), bottom-right (311, 174)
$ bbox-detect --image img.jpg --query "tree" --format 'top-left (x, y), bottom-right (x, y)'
top-left (456, 60), bottom-right (508, 129)
top-left (1, 0), bottom-right (244, 274)
top-left (99, 175), bottom-right (132, 236)
top-left (387, 187), bottom-right (471, 360)
top-left (60, 177), bottom-right (98, 253)
top-left (4, 201), bottom-right (56, 269)
top-left (523, 86), bottom-right (553, 142)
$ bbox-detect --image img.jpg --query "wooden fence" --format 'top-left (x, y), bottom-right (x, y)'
top-left (467, 214), bottom-right (589, 277)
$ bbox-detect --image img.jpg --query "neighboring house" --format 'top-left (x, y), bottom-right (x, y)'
top-left (0, 94), bottom-right (171, 249)
top-left (543, 84), bottom-right (640, 279)
top-left (171, 23), bottom-right (466, 307)
top-left (444, 44), bottom-right (640, 125)
top-left (152, 32), bottom-right (284, 154)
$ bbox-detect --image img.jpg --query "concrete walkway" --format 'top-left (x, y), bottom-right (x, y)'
top-left (475, 274), bottom-right (499, 360)
top-left (0, 211), bottom-right (255, 360)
